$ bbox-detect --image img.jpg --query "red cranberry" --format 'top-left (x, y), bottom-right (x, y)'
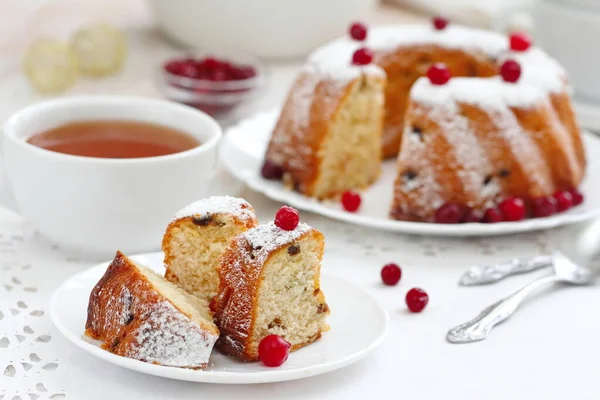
top-left (203, 57), bottom-right (221, 70)
top-left (483, 207), bottom-right (503, 223)
top-left (164, 60), bottom-right (184, 75)
top-left (274, 206), bottom-right (300, 231)
top-left (500, 59), bottom-right (521, 83)
top-left (261, 160), bottom-right (284, 180)
top-left (349, 22), bottom-right (368, 41)
top-left (498, 197), bottom-right (526, 221)
top-left (509, 33), bottom-right (532, 52)
top-left (463, 209), bottom-right (482, 223)
top-left (180, 62), bottom-right (201, 78)
top-left (427, 63), bottom-right (451, 85)
top-left (405, 288), bottom-right (429, 313)
top-left (568, 188), bottom-right (584, 206)
top-left (210, 70), bottom-right (228, 81)
top-left (554, 190), bottom-right (573, 212)
top-left (341, 191), bottom-right (361, 212)
top-left (432, 16), bottom-right (449, 30)
top-left (258, 335), bottom-right (291, 367)
top-left (532, 196), bottom-right (557, 218)
top-left (352, 47), bottom-right (373, 66)
top-left (233, 66), bottom-right (257, 80)
top-left (434, 202), bottom-right (464, 224)
top-left (381, 263), bottom-right (402, 286)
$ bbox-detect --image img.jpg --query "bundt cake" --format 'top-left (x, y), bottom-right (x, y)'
top-left (212, 221), bottom-right (330, 361)
top-left (85, 251), bottom-right (219, 369)
top-left (391, 76), bottom-right (585, 222)
top-left (163, 196), bottom-right (258, 302)
top-left (261, 22), bottom-right (585, 222)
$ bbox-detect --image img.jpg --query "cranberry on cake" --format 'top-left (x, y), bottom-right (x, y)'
top-left (212, 212), bottom-right (330, 361)
top-left (163, 196), bottom-right (258, 303)
top-left (85, 251), bottom-right (219, 369)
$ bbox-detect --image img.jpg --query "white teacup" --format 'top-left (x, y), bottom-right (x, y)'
top-left (2, 96), bottom-right (221, 258)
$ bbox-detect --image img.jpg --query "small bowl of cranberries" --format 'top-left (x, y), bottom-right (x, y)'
top-left (158, 51), bottom-right (265, 120)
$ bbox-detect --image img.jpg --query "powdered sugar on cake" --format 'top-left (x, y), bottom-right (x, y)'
top-left (130, 301), bottom-right (217, 368)
top-left (173, 196), bottom-right (255, 224)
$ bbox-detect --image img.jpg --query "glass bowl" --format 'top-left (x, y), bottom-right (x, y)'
top-left (156, 50), bottom-right (266, 120)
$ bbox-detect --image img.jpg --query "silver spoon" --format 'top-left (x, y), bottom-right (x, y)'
top-left (447, 218), bottom-right (600, 344)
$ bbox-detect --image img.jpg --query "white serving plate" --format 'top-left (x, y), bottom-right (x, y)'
top-left (221, 109), bottom-right (600, 237)
top-left (50, 252), bottom-right (389, 384)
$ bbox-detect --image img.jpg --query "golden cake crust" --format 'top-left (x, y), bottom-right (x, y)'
top-left (212, 224), bottom-right (328, 361)
top-left (86, 251), bottom-right (218, 369)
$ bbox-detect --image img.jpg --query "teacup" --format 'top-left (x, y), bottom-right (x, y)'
top-left (2, 96), bottom-right (222, 258)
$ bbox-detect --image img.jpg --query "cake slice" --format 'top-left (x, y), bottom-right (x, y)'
top-left (163, 196), bottom-right (258, 303)
top-left (212, 221), bottom-right (330, 361)
top-left (263, 65), bottom-right (386, 199)
top-left (85, 251), bottom-right (219, 369)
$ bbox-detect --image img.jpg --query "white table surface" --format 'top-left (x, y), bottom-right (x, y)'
top-left (2, 1), bottom-right (600, 399)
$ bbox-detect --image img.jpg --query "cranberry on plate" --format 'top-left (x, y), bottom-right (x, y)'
top-left (341, 191), bottom-right (362, 212)
top-left (258, 334), bottom-right (291, 367)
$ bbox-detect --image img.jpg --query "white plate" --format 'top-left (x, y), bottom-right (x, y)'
top-left (49, 252), bottom-right (389, 384)
top-left (221, 109), bottom-right (600, 237)
top-left (574, 96), bottom-right (600, 132)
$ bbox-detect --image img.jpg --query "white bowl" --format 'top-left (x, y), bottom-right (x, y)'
top-left (533, 1), bottom-right (600, 102)
top-left (2, 96), bottom-right (221, 258)
top-left (147, 0), bottom-right (378, 59)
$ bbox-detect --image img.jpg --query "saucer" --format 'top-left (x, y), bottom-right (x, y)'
top-left (49, 251), bottom-right (389, 384)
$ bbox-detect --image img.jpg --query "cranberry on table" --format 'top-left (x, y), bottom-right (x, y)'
top-left (509, 32), bottom-right (532, 52)
top-left (531, 196), bottom-right (557, 218)
top-left (381, 263), bottom-right (402, 286)
top-left (483, 207), bottom-right (503, 223)
top-left (405, 288), bottom-right (429, 313)
top-left (569, 188), bottom-right (584, 206)
top-left (434, 202), bottom-right (464, 224)
top-left (500, 59), bottom-right (522, 83)
top-left (352, 47), bottom-right (373, 66)
top-left (275, 206), bottom-right (300, 231)
top-left (349, 22), bottom-right (368, 41)
top-left (427, 63), bottom-right (451, 85)
top-left (432, 16), bottom-right (449, 30)
top-left (261, 160), bottom-right (284, 180)
top-left (341, 191), bottom-right (362, 212)
top-left (554, 190), bottom-right (573, 212)
top-left (258, 334), bottom-right (291, 367)
top-left (462, 208), bottom-right (482, 223)
top-left (498, 197), bottom-right (526, 221)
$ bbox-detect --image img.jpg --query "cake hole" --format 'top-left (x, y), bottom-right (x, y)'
top-left (287, 245), bottom-right (300, 256)
top-left (498, 168), bottom-right (511, 178)
top-left (412, 125), bottom-right (423, 140)
top-left (403, 170), bottom-right (417, 181)
top-left (42, 363), bottom-right (58, 371)
top-left (125, 315), bottom-right (134, 326)
top-left (111, 339), bottom-right (120, 349)
top-left (29, 354), bottom-right (40, 362)
top-left (483, 175), bottom-right (493, 185)
top-left (268, 318), bottom-right (286, 330)
top-left (192, 215), bottom-right (213, 226)
top-left (3, 364), bottom-right (16, 377)
top-left (255, 246), bottom-right (263, 251)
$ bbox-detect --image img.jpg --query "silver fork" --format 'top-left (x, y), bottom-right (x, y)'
top-left (447, 218), bottom-right (600, 344)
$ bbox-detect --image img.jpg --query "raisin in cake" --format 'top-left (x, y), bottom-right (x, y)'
top-left (163, 196), bottom-right (258, 302)
top-left (85, 251), bottom-right (219, 369)
top-left (212, 222), bottom-right (329, 361)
